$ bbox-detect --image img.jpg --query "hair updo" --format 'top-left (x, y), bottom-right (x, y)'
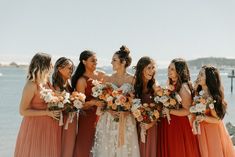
top-left (114, 45), bottom-right (132, 68)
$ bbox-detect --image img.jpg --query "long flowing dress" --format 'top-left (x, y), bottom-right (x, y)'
top-left (61, 113), bottom-right (77, 157)
top-left (197, 109), bottom-right (235, 157)
top-left (14, 84), bottom-right (62, 157)
top-left (91, 83), bottom-right (140, 157)
top-left (73, 76), bottom-right (97, 157)
top-left (139, 92), bottom-right (158, 157)
top-left (157, 111), bottom-right (201, 157)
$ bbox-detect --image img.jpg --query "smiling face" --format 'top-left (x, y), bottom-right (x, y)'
top-left (58, 61), bottom-right (73, 80)
top-left (111, 54), bottom-right (125, 71)
top-left (168, 63), bottom-right (178, 83)
top-left (142, 62), bottom-right (156, 81)
top-left (83, 54), bottom-right (97, 72)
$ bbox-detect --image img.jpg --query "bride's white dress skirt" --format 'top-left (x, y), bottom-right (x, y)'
top-left (92, 112), bottom-right (140, 157)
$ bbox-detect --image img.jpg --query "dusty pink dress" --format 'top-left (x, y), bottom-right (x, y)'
top-left (14, 84), bottom-right (61, 157)
top-left (139, 92), bottom-right (158, 157)
top-left (197, 110), bottom-right (235, 157)
top-left (61, 113), bottom-right (77, 157)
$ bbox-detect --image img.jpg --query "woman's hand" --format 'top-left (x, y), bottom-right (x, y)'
top-left (162, 107), bottom-right (170, 116)
top-left (140, 121), bottom-right (156, 130)
top-left (92, 100), bottom-right (105, 107)
top-left (46, 110), bottom-right (61, 120)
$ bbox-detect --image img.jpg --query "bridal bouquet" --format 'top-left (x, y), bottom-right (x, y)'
top-left (154, 85), bottom-right (182, 124)
top-left (131, 99), bottom-right (160, 143)
top-left (190, 90), bottom-right (215, 134)
top-left (92, 80), bottom-right (134, 121)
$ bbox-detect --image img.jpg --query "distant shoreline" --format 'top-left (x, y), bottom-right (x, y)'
top-left (1, 57), bottom-right (235, 70)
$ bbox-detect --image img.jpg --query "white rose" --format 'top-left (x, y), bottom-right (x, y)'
top-left (58, 102), bottom-right (64, 108)
top-left (208, 103), bottom-right (214, 109)
top-left (74, 100), bottom-right (83, 109)
top-left (195, 103), bottom-right (206, 112)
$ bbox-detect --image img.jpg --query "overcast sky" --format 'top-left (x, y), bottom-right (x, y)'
top-left (0, 0), bottom-right (234, 68)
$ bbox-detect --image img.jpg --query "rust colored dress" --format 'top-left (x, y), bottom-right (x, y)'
top-left (14, 84), bottom-right (61, 157)
top-left (73, 76), bottom-right (97, 157)
top-left (139, 92), bottom-right (158, 157)
top-left (197, 109), bottom-right (235, 157)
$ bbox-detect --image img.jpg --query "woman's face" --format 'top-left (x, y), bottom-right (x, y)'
top-left (142, 62), bottom-right (156, 81)
top-left (197, 68), bottom-right (206, 86)
top-left (168, 63), bottom-right (178, 82)
top-left (59, 61), bottom-right (73, 80)
top-left (83, 54), bottom-right (97, 72)
top-left (111, 54), bottom-right (124, 71)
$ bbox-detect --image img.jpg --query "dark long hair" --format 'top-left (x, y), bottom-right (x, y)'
top-left (134, 56), bottom-right (155, 98)
top-left (52, 57), bottom-right (74, 92)
top-left (115, 45), bottom-right (132, 68)
top-left (71, 50), bottom-right (95, 90)
top-left (169, 58), bottom-right (193, 93)
top-left (196, 65), bottom-right (227, 119)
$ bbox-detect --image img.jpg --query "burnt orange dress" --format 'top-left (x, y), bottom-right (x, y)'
top-left (197, 109), bottom-right (235, 157)
top-left (14, 84), bottom-right (61, 157)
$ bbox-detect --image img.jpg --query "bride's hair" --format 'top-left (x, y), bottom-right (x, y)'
top-left (114, 45), bottom-right (132, 68)
top-left (134, 56), bottom-right (156, 98)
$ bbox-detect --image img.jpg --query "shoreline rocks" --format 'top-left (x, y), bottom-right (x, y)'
top-left (226, 122), bottom-right (235, 145)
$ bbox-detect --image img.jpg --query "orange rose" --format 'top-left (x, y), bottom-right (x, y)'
top-left (169, 98), bottom-right (177, 105)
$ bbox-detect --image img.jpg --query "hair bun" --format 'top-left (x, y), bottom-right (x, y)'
top-left (120, 45), bottom-right (130, 55)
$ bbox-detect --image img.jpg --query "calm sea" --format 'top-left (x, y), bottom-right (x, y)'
top-left (0, 67), bottom-right (235, 157)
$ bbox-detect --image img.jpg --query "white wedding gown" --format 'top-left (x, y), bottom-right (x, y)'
top-left (91, 83), bottom-right (140, 157)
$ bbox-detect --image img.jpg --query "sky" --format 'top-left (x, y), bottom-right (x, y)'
top-left (0, 0), bottom-right (235, 68)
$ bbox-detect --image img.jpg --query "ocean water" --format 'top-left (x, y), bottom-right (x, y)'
top-left (0, 67), bottom-right (235, 157)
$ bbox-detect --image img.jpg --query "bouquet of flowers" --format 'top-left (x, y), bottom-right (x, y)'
top-left (190, 90), bottom-right (215, 134)
top-left (131, 99), bottom-right (160, 143)
top-left (63, 91), bottom-right (86, 113)
top-left (62, 91), bottom-right (86, 129)
top-left (92, 80), bottom-right (133, 121)
top-left (40, 84), bottom-right (70, 126)
top-left (154, 84), bottom-right (182, 124)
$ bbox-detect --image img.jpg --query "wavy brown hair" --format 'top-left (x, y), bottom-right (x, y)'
top-left (134, 56), bottom-right (156, 98)
top-left (52, 57), bottom-right (74, 92)
top-left (196, 65), bottom-right (227, 119)
top-left (27, 52), bottom-right (51, 83)
top-left (168, 58), bottom-right (193, 93)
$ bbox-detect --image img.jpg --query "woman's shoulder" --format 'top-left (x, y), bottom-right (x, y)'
top-left (77, 76), bottom-right (87, 85)
top-left (180, 83), bottom-right (191, 95)
top-left (24, 80), bottom-right (38, 93)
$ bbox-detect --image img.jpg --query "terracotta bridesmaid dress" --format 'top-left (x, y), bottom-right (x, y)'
top-left (14, 84), bottom-right (61, 157)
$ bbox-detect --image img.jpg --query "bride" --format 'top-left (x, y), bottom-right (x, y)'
top-left (92, 46), bottom-right (140, 157)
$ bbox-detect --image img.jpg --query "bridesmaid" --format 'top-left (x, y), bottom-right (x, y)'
top-left (72, 50), bottom-right (104, 157)
top-left (157, 58), bottom-right (201, 157)
top-left (133, 56), bottom-right (160, 157)
top-left (52, 57), bottom-right (75, 157)
top-left (194, 65), bottom-right (235, 157)
top-left (14, 52), bottom-right (61, 157)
